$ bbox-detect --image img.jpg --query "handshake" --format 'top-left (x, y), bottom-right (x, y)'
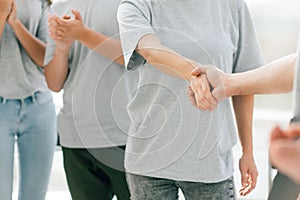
top-left (188, 65), bottom-right (232, 111)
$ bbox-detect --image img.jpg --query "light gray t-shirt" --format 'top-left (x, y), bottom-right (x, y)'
top-left (293, 40), bottom-right (300, 120)
top-left (118, 0), bottom-right (264, 182)
top-left (44, 0), bottom-right (135, 148)
top-left (0, 0), bottom-right (49, 99)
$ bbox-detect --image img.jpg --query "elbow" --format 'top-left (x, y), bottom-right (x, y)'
top-left (46, 80), bottom-right (63, 92)
top-left (44, 71), bottom-right (64, 93)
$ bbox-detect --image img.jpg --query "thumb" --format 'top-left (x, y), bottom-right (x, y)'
top-left (191, 66), bottom-right (208, 76)
top-left (211, 87), bottom-right (226, 102)
top-left (72, 9), bottom-right (82, 21)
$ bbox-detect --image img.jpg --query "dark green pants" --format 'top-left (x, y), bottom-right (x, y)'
top-left (62, 146), bottom-right (130, 200)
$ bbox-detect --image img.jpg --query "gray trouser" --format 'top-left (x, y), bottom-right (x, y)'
top-left (126, 173), bottom-right (236, 200)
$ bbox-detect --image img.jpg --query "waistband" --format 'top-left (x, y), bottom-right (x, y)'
top-left (0, 91), bottom-right (49, 104)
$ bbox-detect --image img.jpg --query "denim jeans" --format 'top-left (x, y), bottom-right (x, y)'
top-left (127, 173), bottom-right (236, 200)
top-left (0, 91), bottom-right (57, 200)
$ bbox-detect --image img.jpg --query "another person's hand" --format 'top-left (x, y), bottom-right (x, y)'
top-left (48, 9), bottom-right (85, 41)
top-left (189, 74), bottom-right (217, 110)
top-left (238, 153), bottom-right (258, 196)
top-left (269, 124), bottom-right (300, 184)
top-left (48, 14), bottom-right (74, 51)
top-left (0, 0), bottom-right (13, 22)
top-left (188, 65), bottom-right (232, 110)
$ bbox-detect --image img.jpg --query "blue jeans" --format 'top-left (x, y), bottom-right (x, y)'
top-left (0, 91), bottom-right (57, 200)
top-left (127, 173), bottom-right (236, 200)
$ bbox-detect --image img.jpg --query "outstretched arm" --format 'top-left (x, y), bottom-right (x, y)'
top-left (189, 54), bottom-right (296, 107)
top-left (7, 2), bottom-right (47, 67)
top-left (136, 34), bottom-right (217, 110)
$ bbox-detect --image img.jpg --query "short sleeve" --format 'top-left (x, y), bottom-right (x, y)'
top-left (232, 1), bottom-right (264, 73)
top-left (36, 0), bottom-right (49, 43)
top-left (117, 0), bottom-right (155, 71)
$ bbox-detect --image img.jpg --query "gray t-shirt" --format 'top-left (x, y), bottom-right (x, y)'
top-left (118, 0), bottom-right (264, 182)
top-left (44, 0), bottom-right (135, 148)
top-left (0, 0), bottom-right (49, 99)
top-left (293, 41), bottom-right (300, 120)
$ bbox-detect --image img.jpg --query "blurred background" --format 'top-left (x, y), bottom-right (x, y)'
top-left (12, 0), bottom-right (300, 199)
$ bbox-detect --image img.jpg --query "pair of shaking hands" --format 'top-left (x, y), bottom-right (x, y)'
top-left (188, 65), bottom-right (229, 110)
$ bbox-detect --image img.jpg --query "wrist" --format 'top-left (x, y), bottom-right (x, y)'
top-left (76, 24), bottom-right (88, 43)
top-left (9, 19), bottom-right (21, 30)
top-left (226, 74), bottom-right (240, 97)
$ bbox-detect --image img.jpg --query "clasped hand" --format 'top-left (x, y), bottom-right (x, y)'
top-left (188, 65), bottom-right (228, 110)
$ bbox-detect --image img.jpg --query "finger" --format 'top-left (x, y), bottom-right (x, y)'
top-left (72, 9), bottom-right (82, 21)
top-left (198, 76), bottom-right (217, 110)
top-left (52, 15), bottom-right (70, 27)
top-left (191, 65), bottom-right (209, 76)
top-left (270, 126), bottom-right (286, 142)
top-left (201, 75), bottom-right (218, 106)
top-left (287, 123), bottom-right (300, 138)
top-left (188, 86), bottom-right (197, 107)
top-left (62, 15), bottom-right (71, 20)
top-left (49, 29), bottom-right (65, 38)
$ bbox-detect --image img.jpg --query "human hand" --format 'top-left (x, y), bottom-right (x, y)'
top-left (239, 153), bottom-right (258, 196)
top-left (189, 74), bottom-right (217, 110)
top-left (269, 124), bottom-right (300, 184)
top-left (48, 9), bottom-right (85, 41)
top-left (48, 14), bottom-right (74, 51)
top-left (0, 0), bottom-right (13, 22)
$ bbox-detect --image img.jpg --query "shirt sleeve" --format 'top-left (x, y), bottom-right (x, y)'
top-left (232, 0), bottom-right (264, 73)
top-left (36, 0), bottom-right (49, 43)
top-left (117, 0), bottom-right (155, 71)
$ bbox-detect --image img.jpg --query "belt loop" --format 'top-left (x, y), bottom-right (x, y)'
top-left (2, 98), bottom-right (7, 104)
top-left (32, 92), bottom-right (37, 103)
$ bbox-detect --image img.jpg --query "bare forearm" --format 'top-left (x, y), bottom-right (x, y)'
top-left (233, 95), bottom-right (254, 154)
top-left (0, 19), bottom-right (6, 40)
top-left (228, 54), bottom-right (296, 96)
top-left (78, 26), bottom-right (124, 65)
top-left (11, 20), bottom-right (46, 67)
top-left (44, 49), bottom-right (69, 92)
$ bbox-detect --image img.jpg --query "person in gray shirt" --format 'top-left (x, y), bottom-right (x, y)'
top-left (118, 0), bottom-right (264, 199)
top-left (0, 0), bottom-right (57, 200)
top-left (44, 0), bottom-right (132, 199)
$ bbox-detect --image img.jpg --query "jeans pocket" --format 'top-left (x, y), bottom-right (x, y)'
top-left (35, 91), bottom-right (53, 106)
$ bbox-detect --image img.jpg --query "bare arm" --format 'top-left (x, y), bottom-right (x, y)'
top-left (137, 34), bottom-right (217, 110)
top-left (49, 9), bottom-right (124, 65)
top-left (189, 54), bottom-right (297, 105)
top-left (0, 0), bottom-right (13, 40)
top-left (44, 15), bottom-right (73, 92)
top-left (44, 44), bottom-right (70, 92)
top-left (7, 2), bottom-right (46, 67)
top-left (232, 95), bottom-right (258, 196)
top-left (228, 54), bottom-right (296, 96)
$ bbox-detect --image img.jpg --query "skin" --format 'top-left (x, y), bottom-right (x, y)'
top-left (45, 9), bottom-right (125, 92)
top-left (188, 54), bottom-right (297, 107)
top-left (269, 124), bottom-right (300, 185)
top-left (7, 1), bottom-right (47, 67)
top-left (0, 0), bottom-right (13, 40)
top-left (136, 34), bottom-right (217, 111)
